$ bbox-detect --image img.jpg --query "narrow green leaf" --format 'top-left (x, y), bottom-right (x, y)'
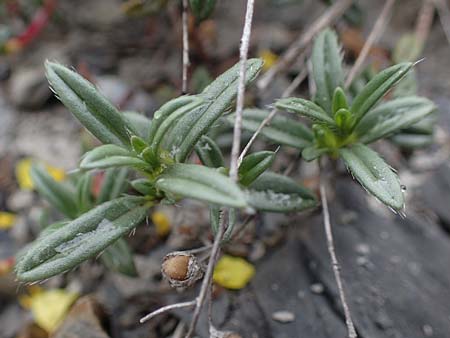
top-left (350, 62), bottom-right (413, 125)
top-left (148, 96), bottom-right (203, 147)
top-left (122, 111), bottom-right (152, 140)
top-left (390, 133), bottom-right (433, 149)
top-left (209, 206), bottom-right (236, 241)
top-left (130, 178), bottom-right (156, 196)
top-left (334, 108), bottom-right (353, 132)
top-left (45, 61), bottom-right (136, 147)
top-left (97, 168), bottom-right (129, 204)
top-left (302, 146), bottom-right (327, 162)
top-left (164, 59), bottom-right (263, 162)
top-left (356, 96), bottom-right (435, 144)
top-left (76, 173), bottom-right (93, 214)
top-left (195, 135), bottom-right (225, 168)
top-left (276, 97), bottom-right (336, 127)
top-left (245, 172), bottom-right (317, 212)
top-left (31, 165), bottom-right (78, 219)
top-left (340, 143), bottom-right (404, 211)
top-left (16, 196), bottom-right (149, 282)
top-left (332, 87), bottom-right (349, 115)
top-left (131, 135), bottom-right (148, 154)
top-left (100, 238), bottom-right (137, 277)
top-left (239, 151), bottom-right (275, 186)
top-left (312, 29), bottom-right (344, 114)
top-left (226, 109), bottom-right (313, 149)
top-left (80, 144), bottom-right (147, 170)
top-left (155, 164), bottom-right (247, 208)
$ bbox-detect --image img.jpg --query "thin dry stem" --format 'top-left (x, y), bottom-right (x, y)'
top-left (345, 0), bottom-right (396, 88)
top-left (229, 0), bottom-right (256, 181)
top-left (140, 300), bottom-right (196, 323)
top-left (256, 0), bottom-right (352, 91)
top-left (239, 66), bottom-right (308, 163)
top-left (182, 0), bottom-right (190, 94)
top-left (434, 0), bottom-right (450, 45)
top-left (415, 0), bottom-right (435, 47)
top-left (319, 163), bottom-right (357, 338)
top-left (184, 216), bottom-right (226, 338)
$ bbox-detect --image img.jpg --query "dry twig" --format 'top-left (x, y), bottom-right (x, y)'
top-left (229, 0), bottom-right (256, 181)
top-left (239, 66), bottom-right (308, 163)
top-left (415, 0), bottom-right (435, 47)
top-left (319, 162), bottom-right (357, 338)
top-left (256, 0), bottom-right (352, 91)
top-left (345, 0), bottom-right (396, 88)
top-left (182, 0), bottom-right (190, 94)
top-left (434, 0), bottom-right (450, 45)
top-left (140, 300), bottom-right (196, 323)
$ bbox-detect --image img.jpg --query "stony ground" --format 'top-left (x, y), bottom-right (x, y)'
top-left (1, 1), bottom-right (450, 337)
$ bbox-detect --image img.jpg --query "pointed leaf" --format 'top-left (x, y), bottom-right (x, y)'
top-left (100, 238), bottom-right (137, 277)
top-left (195, 135), bottom-right (225, 168)
top-left (356, 96), bottom-right (435, 144)
top-left (45, 62), bottom-right (135, 147)
top-left (332, 87), bottom-right (349, 115)
top-left (340, 143), bottom-right (404, 211)
top-left (276, 97), bottom-right (336, 127)
top-left (239, 151), bottom-right (275, 186)
top-left (76, 173), bottom-right (93, 214)
top-left (122, 111), bottom-right (152, 139)
top-left (312, 29), bottom-right (344, 114)
top-left (155, 164), bottom-right (247, 208)
top-left (350, 62), bottom-right (413, 125)
top-left (80, 144), bottom-right (148, 170)
top-left (245, 172), bottom-right (317, 212)
top-left (16, 196), bottom-right (149, 282)
top-left (163, 59), bottom-right (263, 162)
top-left (31, 165), bottom-right (78, 219)
top-left (226, 109), bottom-right (313, 149)
top-left (97, 168), bottom-right (129, 204)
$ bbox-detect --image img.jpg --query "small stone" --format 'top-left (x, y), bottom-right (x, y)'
top-left (423, 324), bottom-right (433, 336)
top-left (272, 310), bottom-right (295, 323)
top-left (310, 283), bottom-right (324, 294)
top-left (355, 243), bottom-right (370, 255)
top-left (9, 68), bottom-right (51, 109)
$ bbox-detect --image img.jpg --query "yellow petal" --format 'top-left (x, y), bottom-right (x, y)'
top-left (0, 211), bottom-right (16, 230)
top-left (213, 255), bottom-right (255, 290)
top-left (15, 158), bottom-right (66, 190)
top-left (151, 211), bottom-right (171, 237)
top-left (29, 289), bottom-right (78, 333)
top-left (258, 49), bottom-right (278, 72)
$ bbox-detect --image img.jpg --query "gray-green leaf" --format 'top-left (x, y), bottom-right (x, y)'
top-left (356, 96), bottom-right (435, 144)
top-left (155, 164), bottom-right (247, 208)
top-left (31, 165), bottom-right (78, 219)
top-left (312, 29), bottom-right (344, 114)
top-left (45, 61), bottom-right (136, 147)
top-left (80, 144), bottom-right (148, 170)
top-left (195, 135), bottom-right (225, 168)
top-left (226, 109), bottom-right (313, 149)
top-left (15, 196), bottom-right (149, 282)
top-left (245, 172), bottom-right (317, 212)
top-left (276, 97), bottom-right (336, 128)
top-left (350, 62), bottom-right (412, 125)
top-left (239, 151), bottom-right (275, 186)
top-left (340, 143), bottom-right (404, 211)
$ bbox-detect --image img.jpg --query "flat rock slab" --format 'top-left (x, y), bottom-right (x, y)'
top-left (183, 176), bottom-right (450, 337)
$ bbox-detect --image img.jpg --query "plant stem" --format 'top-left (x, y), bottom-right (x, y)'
top-left (239, 65), bottom-right (308, 163)
top-left (184, 216), bottom-right (226, 338)
top-left (139, 300), bottom-right (196, 323)
top-left (434, 0), bottom-right (450, 46)
top-left (230, 0), bottom-right (256, 179)
top-left (256, 0), bottom-right (352, 91)
top-left (415, 0), bottom-right (435, 48)
top-left (182, 0), bottom-right (190, 94)
top-left (319, 162), bottom-right (357, 338)
top-left (345, 0), bottom-right (396, 88)
top-left (186, 3), bottom-right (256, 335)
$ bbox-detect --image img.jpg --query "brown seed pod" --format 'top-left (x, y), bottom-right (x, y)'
top-left (161, 251), bottom-right (203, 288)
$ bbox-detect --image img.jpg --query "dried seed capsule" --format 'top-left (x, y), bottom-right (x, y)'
top-left (161, 252), bottom-right (203, 288)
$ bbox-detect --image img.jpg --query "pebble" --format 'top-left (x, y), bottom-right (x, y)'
top-left (272, 310), bottom-right (295, 323)
top-left (310, 283), bottom-right (324, 294)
